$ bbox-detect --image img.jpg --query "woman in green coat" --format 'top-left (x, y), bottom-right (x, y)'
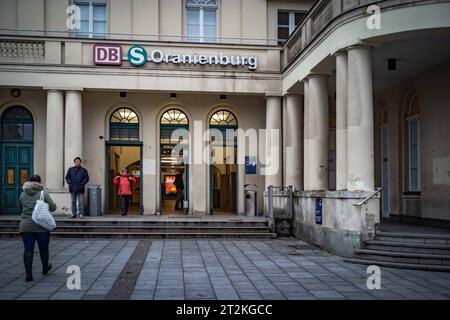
top-left (19, 175), bottom-right (57, 282)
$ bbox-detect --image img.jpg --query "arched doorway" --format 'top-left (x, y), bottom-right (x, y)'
top-left (209, 109), bottom-right (238, 215)
top-left (106, 107), bottom-right (142, 215)
top-left (1, 106), bottom-right (34, 214)
top-left (378, 100), bottom-right (389, 218)
top-left (160, 109), bottom-right (189, 215)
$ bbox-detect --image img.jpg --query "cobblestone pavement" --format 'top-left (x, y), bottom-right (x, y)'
top-left (1, 238), bottom-right (450, 300)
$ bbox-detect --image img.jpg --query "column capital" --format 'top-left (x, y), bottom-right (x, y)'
top-left (43, 87), bottom-right (84, 92)
top-left (306, 73), bottom-right (330, 80)
top-left (65, 89), bottom-right (84, 94)
top-left (333, 49), bottom-right (348, 57)
top-left (265, 94), bottom-right (282, 99)
top-left (284, 92), bottom-right (302, 98)
top-left (44, 88), bottom-right (63, 93)
top-left (346, 44), bottom-right (373, 52)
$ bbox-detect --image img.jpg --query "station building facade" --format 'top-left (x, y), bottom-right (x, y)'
top-left (0, 0), bottom-right (450, 254)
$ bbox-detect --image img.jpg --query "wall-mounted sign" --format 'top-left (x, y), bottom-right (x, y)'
top-left (93, 44), bottom-right (122, 65)
top-left (315, 198), bottom-right (323, 225)
top-left (245, 156), bottom-right (257, 174)
top-left (94, 44), bottom-right (258, 70)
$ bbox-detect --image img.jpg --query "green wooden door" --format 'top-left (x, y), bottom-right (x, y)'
top-left (1, 144), bottom-right (33, 214)
top-left (1, 106), bottom-right (34, 215)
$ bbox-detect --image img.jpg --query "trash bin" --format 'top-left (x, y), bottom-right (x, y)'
top-left (244, 190), bottom-right (257, 217)
top-left (87, 185), bottom-right (101, 216)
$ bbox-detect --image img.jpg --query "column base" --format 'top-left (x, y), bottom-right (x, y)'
top-left (47, 190), bottom-right (76, 216)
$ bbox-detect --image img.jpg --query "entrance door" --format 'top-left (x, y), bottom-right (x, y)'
top-left (106, 145), bottom-right (142, 215)
top-left (159, 109), bottom-right (189, 215)
top-left (1, 144), bottom-right (33, 214)
top-left (209, 110), bottom-right (238, 215)
top-left (1, 106), bottom-right (34, 214)
top-left (381, 126), bottom-right (389, 217)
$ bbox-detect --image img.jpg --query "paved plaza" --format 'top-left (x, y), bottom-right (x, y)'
top-left (0, 238), bottom-right (450, 300)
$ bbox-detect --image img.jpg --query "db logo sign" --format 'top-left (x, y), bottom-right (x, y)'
top-left (93, 45), bottom-right (122, 65)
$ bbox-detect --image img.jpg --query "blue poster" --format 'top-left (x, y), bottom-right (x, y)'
top-left (245, 156), bottom-right (257, 174)
top-left (315, 198), bottom-right (323, 225)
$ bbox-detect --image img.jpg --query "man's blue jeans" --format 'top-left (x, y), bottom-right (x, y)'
top-left (71, 193), bottom-right (84, 216)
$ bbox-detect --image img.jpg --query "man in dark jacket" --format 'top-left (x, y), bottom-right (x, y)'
top-left (65, 157), bottom-right (89, 218)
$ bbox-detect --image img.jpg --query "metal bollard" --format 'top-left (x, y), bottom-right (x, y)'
top-left (268, 185), bottom-right (274, 219)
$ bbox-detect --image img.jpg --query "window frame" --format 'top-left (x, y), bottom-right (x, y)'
top-left (406, 115), bottom-right (420, 192)
top-left (277, 10), bottom-right (306, 45)
top-left (109, 108), bottom-right (140, 142)
top-left (1, 106), bottom-right (34, 143)
top-left (74, 0), bottom-right (107, 39)
top-left (185, 0), bottom-right (218, 43)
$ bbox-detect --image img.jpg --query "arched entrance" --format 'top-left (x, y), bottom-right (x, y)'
top-left (209, 109), bottom-right (238, 215)
top-left (0, 106), bottom-right (34, 214)
top-left (106, 107), bottom-right (142, 215)
top-left (159, 109), bottom-right (189, 215)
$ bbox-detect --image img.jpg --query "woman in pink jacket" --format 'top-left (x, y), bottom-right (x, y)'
top-left (113, 169), bottom-right (136, 216)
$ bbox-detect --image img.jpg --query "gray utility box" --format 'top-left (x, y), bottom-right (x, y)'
top-left (244, 190), bottom-right (257, 217)
top-left (87, 184), bottom-right (101, 216)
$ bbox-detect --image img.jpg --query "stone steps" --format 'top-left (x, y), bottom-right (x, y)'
top-left (0, 224), bottom-right (271, 233)
top-left (375, 231), bottom-right (450, 245)
top-left (343, 258), bottom-right (450, 272)
top-left (344, 228), bottom-right (450, 272)
top-left (0, 217), bottom-right (275, 239)
top-left (365, 240), bottom-right (450, 255)
top-left (354, 249), bottom-right (450, 266)
top-left (0, 231), bottom-right (276, 239)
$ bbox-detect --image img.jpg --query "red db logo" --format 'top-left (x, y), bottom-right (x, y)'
top-left (93, 45), bottom-right (122, 65)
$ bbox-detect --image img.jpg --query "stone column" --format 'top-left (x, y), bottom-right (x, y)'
top-left (284, 94), bottom-right (303, 190)
top-left (335, 51), bottom-right (348, 190)
top-left (45, 89), bottom-right (64, 190)
top-left (265, 96), bottom-right (282, 189)
top-left (64, 90), bottom-right (83, 187)
top-left (305, 74), bottom-right (329, 190)
top-left (303, 79), bottom-right (310, 190)
top-left (347, 46), bottom-right (374, 191)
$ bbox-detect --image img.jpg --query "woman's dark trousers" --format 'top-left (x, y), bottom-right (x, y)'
top-left (21, 232), bottom-right (51, 282)
top-left (120, 195), bottom-right (131, 215)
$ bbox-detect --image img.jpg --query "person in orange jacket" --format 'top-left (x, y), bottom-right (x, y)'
top-left (113, 169), bottom-right (136, 216)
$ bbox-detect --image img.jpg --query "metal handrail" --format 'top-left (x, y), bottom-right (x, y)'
top-left (353, 188), bottom-right (382, 206)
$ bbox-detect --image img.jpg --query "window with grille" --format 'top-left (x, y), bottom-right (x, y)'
top-left (110, 108), bottom-right (139, 141)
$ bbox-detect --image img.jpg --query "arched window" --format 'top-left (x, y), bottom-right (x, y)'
top-left (1, 106), bottom-right (33, 141)
top-left (405, 93), bottom-right (420, 192)
top-left (109, 107), bottom-right (139, 141)
top-left (161, 109), bottom-right (189, 125)
top-left (160, 109), bottom-right (189, 146)
top-left (209, 110), bottom-right (238, 127)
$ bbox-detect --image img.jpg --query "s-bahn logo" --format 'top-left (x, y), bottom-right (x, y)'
top-left (93, 44), bottom-right (258, 70)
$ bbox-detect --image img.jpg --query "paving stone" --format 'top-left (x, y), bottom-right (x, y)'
top-left (1, 238), bottom-right (450, 300)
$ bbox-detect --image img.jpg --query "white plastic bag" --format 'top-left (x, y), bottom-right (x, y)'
top-left (31, 191), bottom-right (56, 231)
